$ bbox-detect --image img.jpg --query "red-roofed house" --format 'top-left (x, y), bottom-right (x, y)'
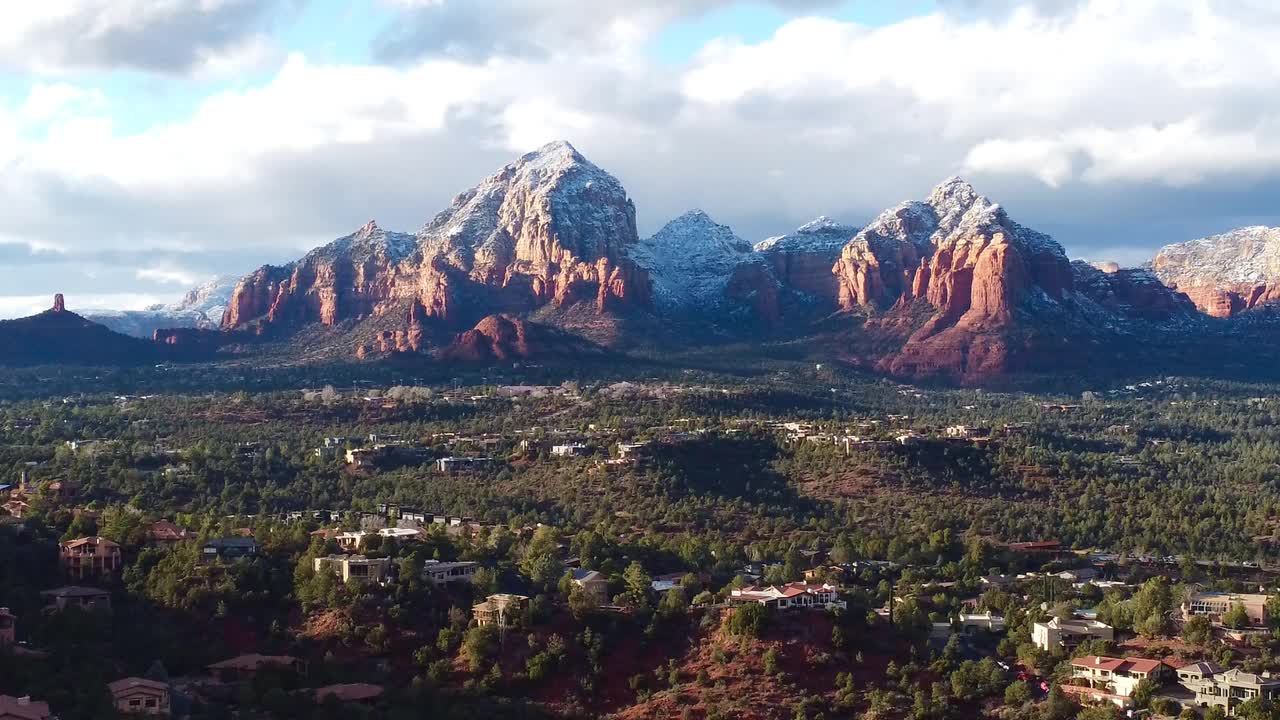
top-left (59, 536), bottom-right (122, 581)
top-left (1068, 656), bottom-right (1172, 707)
top-left (107, 677), bottom-right (169, 716)
top-left (729, 582), bottom-right (845, 611)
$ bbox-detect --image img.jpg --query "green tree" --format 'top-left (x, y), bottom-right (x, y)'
top-left (1224, 601), bottom-right (1252, 630)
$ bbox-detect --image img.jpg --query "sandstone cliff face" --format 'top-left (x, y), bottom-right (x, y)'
top-left (439, 314), bottom-right (605, 364)
top-left (222, 220), bottom-right (413, 330)
top-left (754, 217), bottom-right (855, 306)
top-left (222, 142), bottom-right (650, 349)
top-left (1071, 261), bottom-right (1197, 321)
top-left (1150, 226), bottom-right (1280, 317)
top-left (832, 178), bottom-right (1076, 383)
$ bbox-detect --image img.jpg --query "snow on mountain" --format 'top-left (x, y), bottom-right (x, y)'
top-left (1150, 226), bottom-right (1280, 287)
top-left (85, 275), bottom-right (240, 338)
top-left (416, 140), bottom-right (639, 273)
top-left (753, 216), bottom-right (857, 254)
top-left (630, 209), bottom-right (765, 311)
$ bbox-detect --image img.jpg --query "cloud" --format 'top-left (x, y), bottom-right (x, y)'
top-left (373, 0), bottom-right (842, 62)
top-left (0, 1), bottom-right (297, 74)
top-left (4, 0), bottom-right (1280, 303)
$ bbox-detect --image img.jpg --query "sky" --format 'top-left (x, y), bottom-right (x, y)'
top-left (2, 0), bottom-right (1280, 318)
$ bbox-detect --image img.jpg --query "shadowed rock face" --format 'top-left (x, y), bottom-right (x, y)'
top-left (1150, 226), bottom-right (1280, 317)
top-left (0, 295), bottom-right (189, 366)
top-left (222, 142), bottom-right (651, 344)
top-left (439, 314), bottom-right (605, 364)
top-left (1071, 261), bottom-right (1197, 321)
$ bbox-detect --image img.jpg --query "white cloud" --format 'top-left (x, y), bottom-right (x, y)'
top-left (0, 0), bottom-right (294, 74)
top-left (3, 0), bottom-right (1280, 304)
top-left (137, 266), bottom-right (201, 286)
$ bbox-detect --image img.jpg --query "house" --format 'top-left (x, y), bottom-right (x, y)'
top-left (957, 612), bottom-right (1006, 633)
top-left (0, 695), bottom-right (51, 720)
top-left (650, 572), bottom-right (689, 593)
top-left (570, 569), bottom-right (611, 605)
top-left (207, 654), bottom-right (305, 681)
top-left (422, 560), bottom-right (478, 586)
top-left (729, 582), bottom-right (846, 611)
top-left (1183, 591), bottom-right (1269, 627)
top-left (435, 456), bottom-right (492, 473)
top-left (108, 677), bottom-right (170, 716)
top-left (314, 683), bottom-right (383, 705)
top-left (0, 608), bottom-right (13, 646)
top-left (1032, 617), bottom-right (1114, 651)
top-left (378, 527), bottom-right (422, 543)
top-left (201, 537), bottom-right (259, 562)
top-left (551, 443), bottom-right (589, 457)
top-left (944, 425), bottom-right (989, 439)
top-left (59, 537), bottom-right (122, 581)
top-left (616, 442), bottom-right (649, 460)
top-left (313, 555), bottom-right (391, 584)
top-left (472, 594), bottom-right (530, 629)
top-left (1067, 656), bottom-right (1171, 708)
top-left (334, 531), bottom-right (368, 551)
top-left (147, 520), bottom-right (192, 545)
top-left (1, 499), bottom-right (31, 519)
top-left (40, 586), bottom-right (111, 612)
top-left (1178, 665), bottom-right (1280, 713)
top-left (1055, 568), bottom-right (1098, 583)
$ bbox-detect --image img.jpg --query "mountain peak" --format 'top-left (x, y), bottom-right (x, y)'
top-left (355, 219), bottom-right (380, 239)
top-left (518, 140), bottom-right (584, 168)
top-left (927, 176), bottom-right (980, 208)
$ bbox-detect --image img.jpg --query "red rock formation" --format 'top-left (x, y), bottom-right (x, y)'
top-left (52, 294), bottom-right (65, 313)
top-left (1072, 261), bottom-right (1197, 321)
top-left (222, 144), bottom-right (650, 349)
top-left (440, 314), bottom-right (605, 364)
top-left (1149, 226), bottom-right (1280, 317)
top-left (831, 178), bottom-right (1076, 384)
top-left (1167, 283), bottom-right (1280, 318)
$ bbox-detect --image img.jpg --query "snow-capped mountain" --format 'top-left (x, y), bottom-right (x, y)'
top-left (222, 141), bottom-right (650, 343)
top-left (754, 216), bottom-right (857, 304)
top-left (1150, 226), bottom-right (1280, 317)
top-left (85, 275), bottom-right (239, 338)
top-left (630, 210), bottom-right (768, 313)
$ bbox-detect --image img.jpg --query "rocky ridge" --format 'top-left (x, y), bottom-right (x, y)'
top-left (1150, 226), bottom-right (1280, 317)
top-left (630, 210), bottom-right (781, 325)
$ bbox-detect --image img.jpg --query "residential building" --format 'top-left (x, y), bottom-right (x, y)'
top-left (207, 654), bottom-right (305, 681)
top-left (957, 613), bottom-right (1006, 633)
top-left (729, 582), bottom-right (846, 611)
top-left (551, 443), bottom-right (588, 457)
top-left (108, 677), bottom-right (170, 716)
top-left (0, 608), bottom-right (13, 646)
top-left (0, 695), bottom-right (51, 720)
top-left (40, 586), bottom-right (111, 612)
top-left (1176, 661), bottom-right (1224, 689)
top-left (1183, 591), bottom-right (1269, 627)
top-left (423, 560), bottom-right (478, 586)
top-left (1067, 656), bottom-right (1171, 709)
top-left (1181, 666), bottom-right (1280, 713)
top-left (313, 555), bottom-right (390, 584)
top-left (1, 500), bottom-right (30, 519)
top-left (472, 594), bottom-right (530, 629)
top-left (1032, 617), bottom-right (1114, 651)
top-left (435, 456), bottom-right (492, 473)
top-left (201, 537), bottom-right (259, 562)
top-left (570, 569), bottom-right (611, 606)
top-left (147, 520), bottom-right (192, 546)
top-left (59, 536), bottom-right (122, 581)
